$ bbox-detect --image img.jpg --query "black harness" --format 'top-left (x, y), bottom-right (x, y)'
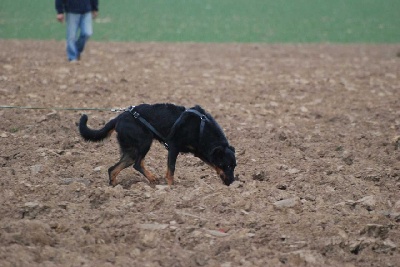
top-left (126, 106), bottom-right (208, 150)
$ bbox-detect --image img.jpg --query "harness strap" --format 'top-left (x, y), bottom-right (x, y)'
top-left (184, 109), bottom-right (208, 141)
top-left (127, 106), bottom-right (208, 150)
top-left (166, 108), bottom-right (207, 139)
top-left (127, 106), bottom-right (169, 149)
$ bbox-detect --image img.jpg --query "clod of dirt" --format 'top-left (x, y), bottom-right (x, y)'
top-left (22, 202), bottom-right (49, 219)
top-left (342, 152), bottom-right (354, 166)
top-left (356, 195), bottom-right (376, 211)
top-left (393, 135), bottom-right (400, 150)
top-left (30, 164), bottom-right (42, 175)
top-left (138, 223), bottom-right (169, 230)
top-left (273, 197), bottom-right (300, 209)
top-left (252, 170), bottom-right (268, 181)
top-left (5, 220), bottom-right (57, 246)
top-left (276, 184), bottom-right (287, 190)
top-left (360, 224), bottom-right (390, 239)
top-left (139, 231), bottom-right (160, 249)
top-left (349, 237), bottom-right (397, 255)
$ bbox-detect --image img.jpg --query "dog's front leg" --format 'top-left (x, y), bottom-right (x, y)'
top-left (166, 147), bottom-right (179, 185)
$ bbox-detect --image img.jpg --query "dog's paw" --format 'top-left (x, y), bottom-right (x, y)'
top-left (147, 177), bottom-right (160, 187)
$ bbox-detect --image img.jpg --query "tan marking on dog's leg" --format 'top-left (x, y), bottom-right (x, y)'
top-left (141, 159), bottom-right (157, 184)
top-left (109, 157), bottom-right (134, 186)
top-left (165, 168), bottom-right (174, 186)
top-left (109, 164), bottom-right (124, 186)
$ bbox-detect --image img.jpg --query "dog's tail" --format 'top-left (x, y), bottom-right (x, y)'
top-left (79, 114), bottom-right (116, 142)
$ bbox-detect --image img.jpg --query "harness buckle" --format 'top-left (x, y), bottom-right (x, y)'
top-left (132, 111), bottom-right (140, 119)
top-left (163, 143), bottom-right (169, 150)
top-left (126, 106), bottom-right (140, 119)
top-left (126, 105), bottom-right (135, 113)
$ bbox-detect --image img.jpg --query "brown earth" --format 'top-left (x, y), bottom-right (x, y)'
top-left (0, 40), bottom-right (400, 267)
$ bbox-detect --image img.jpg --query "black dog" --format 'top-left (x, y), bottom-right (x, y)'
top-left (79, 103), bottom-right (236, 186)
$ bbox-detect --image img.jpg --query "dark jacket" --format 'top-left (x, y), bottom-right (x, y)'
top-left (56, 0), bottom-right (98, 14)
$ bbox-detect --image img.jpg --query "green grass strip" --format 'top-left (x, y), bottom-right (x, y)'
top-left (0, 0), bottom-right (399, 43)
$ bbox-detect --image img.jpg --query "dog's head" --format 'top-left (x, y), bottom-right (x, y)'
top-left (210, 145), bottom-right (237, 186)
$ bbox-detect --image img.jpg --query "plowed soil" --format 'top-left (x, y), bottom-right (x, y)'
top-left (1, 40), bottom-right (400, 267)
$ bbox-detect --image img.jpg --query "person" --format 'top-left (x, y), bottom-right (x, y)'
top-left (55, 0), bottom-right (99, 62)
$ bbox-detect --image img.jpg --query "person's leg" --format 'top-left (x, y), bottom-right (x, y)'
top-left (65, 13), bottom-right (80, 61)
top-left (76, 12), bottom-right (93, 58)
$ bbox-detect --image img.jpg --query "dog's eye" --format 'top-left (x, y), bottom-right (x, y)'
top-left (220, 163), bottom-right (235, 170)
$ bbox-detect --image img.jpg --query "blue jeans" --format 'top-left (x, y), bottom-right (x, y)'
top-left (65, 12), bottom-right (93, 61)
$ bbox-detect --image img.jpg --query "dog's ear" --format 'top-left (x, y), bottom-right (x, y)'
top-left (228, 145), bottom-right (235, 153)
top-left (210, 146), bottom-right (225, 161)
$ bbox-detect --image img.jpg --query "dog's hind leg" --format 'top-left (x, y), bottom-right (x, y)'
top-left (133, 156), bottom-right (158, 184)
top-left (108, 154), bottom-right (135, 186)
top-left (131, 142), bottom-right (156, 183)
top-left (165, 147), bottom-right (179, 186)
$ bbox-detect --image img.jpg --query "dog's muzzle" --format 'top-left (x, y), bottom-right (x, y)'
top-left (218, 170), bottom-right (235, 186)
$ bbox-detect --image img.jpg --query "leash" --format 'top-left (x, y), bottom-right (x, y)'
top-left (0, 105), bottom-right (125, 112)
top-left (2, 104), bottom-right (209, 151)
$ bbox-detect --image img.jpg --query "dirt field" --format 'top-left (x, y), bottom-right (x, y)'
top-left (1, 40), bottom-right (399, 267)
